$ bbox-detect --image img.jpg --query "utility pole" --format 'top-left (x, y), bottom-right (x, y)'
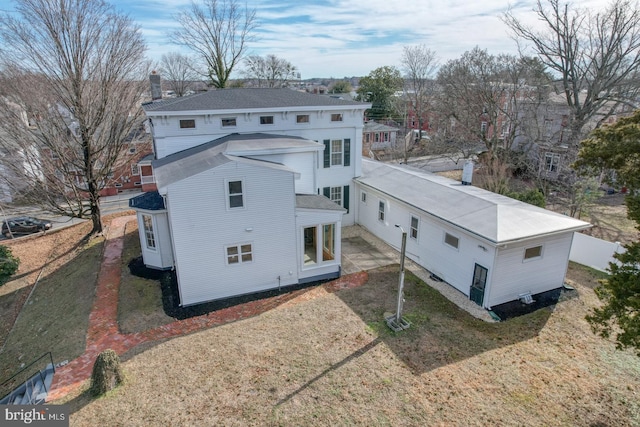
top-left (385, 225), bottom-right (411, 331)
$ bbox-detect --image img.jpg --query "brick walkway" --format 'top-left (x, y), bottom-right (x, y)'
top-left (46, 216), bottom-right (368, 401)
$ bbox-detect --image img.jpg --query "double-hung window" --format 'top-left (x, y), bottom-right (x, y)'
top-left (323, 139), bottom-right (351, 168)
top-left (227, 179), bottom-right (244, 209)
top-left (378, 201), bottom-right (385, 222)
top-left (410, 216), bottom-right (419, 240)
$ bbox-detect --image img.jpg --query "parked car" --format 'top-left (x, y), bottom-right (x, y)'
top-left (2, 217), bottom-right (52, 238)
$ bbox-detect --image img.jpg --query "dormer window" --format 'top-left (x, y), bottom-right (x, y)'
top-left (179, 119), bottom-right (196, 129)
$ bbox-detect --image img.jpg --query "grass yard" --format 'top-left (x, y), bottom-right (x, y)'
top-left (117, 220), bottom-right (174, 334)
top-left (0, 221), bottom-right (102, 382)
top-left (61, 264), bottom-right (640, 427)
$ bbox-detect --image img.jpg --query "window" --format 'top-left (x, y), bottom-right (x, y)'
top-left (331, 113), bottom-right (343, 122)
top-left (361, 191), bottom-right (367, 204)
top-left (480, 121), bottom-right (487, 136)
top-left (304, 227), bottom-right (317, 265)
top-left (227, 180), bottom-right (244, 209)
top-left (221, 117), bottom-right (237, 127)
top-left (330, 186), bottom-right (342, 206)
top-left (331, 140), bottom-right (343, 166)
top-left (544, 153), bottom-right (560, 172)
top-left (296, 114), bottom-right (309, 123)
top-left (410, 216), bottom-right (419, 240)
top-left (260, 116), bottom-right (274, 125)
top-left (365, 133), bottom-right (370, 143)
top-left (142, 214), bottom-right (156, 250)
top-left (524, 245), bottom-right (542, 260)
top-left (444, 232), bottom-right (459, 249)
top-left (323, 139), bottom-right (350, 168)
top-left (131, 164), bottom-right (140, 176)
top-left (129, 147), bottom-right (136, 154)
top-left (378, 201), bottom-right (385, 222)
top-left (374, 133), bottom-right (379, 142)
top-left (383, 132), bottom-right (389, 142)
top-left (226, 243), bottom-right (253, 264)
top-left (323, 224), bottom-right (335, 261)
top-left (179, 119), bottom-right (196, 129)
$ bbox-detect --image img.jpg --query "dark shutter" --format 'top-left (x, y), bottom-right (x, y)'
top-left (323, 187), bottom-right (330, 198)
top-left (343, 185), bottom-right (350, 213)
top-left (323, 140), bottom-right (330, 168)
top-left (343, 138), bottom-right (351, 166)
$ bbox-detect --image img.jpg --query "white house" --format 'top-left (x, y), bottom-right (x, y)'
top-left (354, 159), bottom-right (591, 309)
top-left (130, 86), bottom-right (591, 311)
top-left (130, 88), bottom-right (369, 305)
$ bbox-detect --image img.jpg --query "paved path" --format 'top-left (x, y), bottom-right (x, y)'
top-left (46, 216), bottom-right (368, 401)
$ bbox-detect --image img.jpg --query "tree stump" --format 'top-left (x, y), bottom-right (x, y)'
top-left (90, 349), bottom-right (124, 396)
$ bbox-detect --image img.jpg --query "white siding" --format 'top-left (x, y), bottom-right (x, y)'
top-left (355, 183), bottom-right (495, 295)
top-left (136, 211), bottom-right (174, 270)
top-left (487, 233), bottom-right (573, 308)
top-left (250, 151), bottom-right (317, 194)
top-left (165, 161), bottom-right (299, 306)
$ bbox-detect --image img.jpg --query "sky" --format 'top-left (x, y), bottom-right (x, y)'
top-left (5, 0), bottom-right (614, 79)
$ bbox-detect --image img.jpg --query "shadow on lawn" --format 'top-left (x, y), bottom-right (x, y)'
top-left (335, 264), bottom-right (569, 375)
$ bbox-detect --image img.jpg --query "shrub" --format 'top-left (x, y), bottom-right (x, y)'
top-left (0, 245), bottom-right (20, 285)
top-left (90, 349), bottom-right (124, 396)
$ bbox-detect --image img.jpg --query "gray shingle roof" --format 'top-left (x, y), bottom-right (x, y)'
top-left (364, 122), bottom-right (399, 132)
top-left (143, 88), bottom-right (368, 112)
top-left (296, 194), bottom-right (347, 212)
top-left (357, 160), bottom-right (591, 244)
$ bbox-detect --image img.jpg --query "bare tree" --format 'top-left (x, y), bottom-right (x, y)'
top-left (172, 0), bottom-right (257, 88)
top-left (503, 0), bottom-right (640, 159)
top-left (0, 0), bottom-right (149, 235)
top-left (242, 54), bottom-right (298, 88)
top-left (400, 45), bottom-right (438, 142)
top-left (434, 48), bottom-right (551, 181)
top-left (159, 52), bottom-right (199, 96)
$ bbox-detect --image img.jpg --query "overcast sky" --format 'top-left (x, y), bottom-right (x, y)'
top-left (7, 0), bottom-right (614, 79)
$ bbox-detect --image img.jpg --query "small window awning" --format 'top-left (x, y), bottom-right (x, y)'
top-left (129, 191), bottom-right (165, 211)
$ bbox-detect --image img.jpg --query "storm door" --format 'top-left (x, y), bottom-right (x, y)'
top-left (470, 263), bottom-right (488, 306)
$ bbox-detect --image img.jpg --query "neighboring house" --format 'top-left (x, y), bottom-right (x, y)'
top-left (355, 159), bottom-right (591, 309)
top-left (130, 88), bottom-right (370, 306)
top-left (362, 122), bottom-right (399, 158)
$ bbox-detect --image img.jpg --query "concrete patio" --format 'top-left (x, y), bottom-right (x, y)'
top-left (341, 225), bottom-right (495, 322)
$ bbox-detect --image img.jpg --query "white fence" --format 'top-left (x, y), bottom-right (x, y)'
top-left (569, 232), bottom-right (626, 273)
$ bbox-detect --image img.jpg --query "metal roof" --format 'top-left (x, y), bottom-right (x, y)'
top-left (152, 133), bottom-right (318, 188)
top-left (143, 88), bottom-right (368, 113)
top-left (356, 160), bottom-right (591, 244)
top-left (129, 191), bottom-right (165, 211)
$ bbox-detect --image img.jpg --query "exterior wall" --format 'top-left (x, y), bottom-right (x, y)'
top-left (164, 161), bottom-right (299, 306)
top-left (136, 210), bottom-right (174, 270)
top-left (149, 107), bottom-right (365, 226)
top-left (486, 233), bottom-right (574, 308)
top-left (295, 209), bottom-right (343, 281)
top-left (249, 151), bottom-right (317, 194)
top-left (355, 183), bottom-right (496, 297)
